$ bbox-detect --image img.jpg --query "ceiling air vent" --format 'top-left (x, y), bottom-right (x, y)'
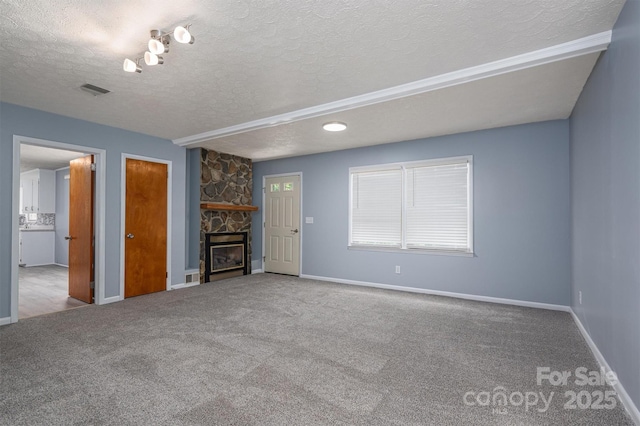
top-left (80, 84), bottom-right (111, 96)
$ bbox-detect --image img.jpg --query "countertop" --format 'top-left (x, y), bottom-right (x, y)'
top-left (19, 226), bottom-right (55, 232)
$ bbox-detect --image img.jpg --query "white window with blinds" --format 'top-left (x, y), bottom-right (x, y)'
top-left (349, 156), bottom-right (473, 255)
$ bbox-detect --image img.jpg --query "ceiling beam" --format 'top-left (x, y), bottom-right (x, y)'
top-left (173, 31), bottom-right (612, 147)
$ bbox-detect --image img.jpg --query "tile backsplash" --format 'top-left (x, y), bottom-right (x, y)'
top-left (19, 213), bottom-right (55, 227)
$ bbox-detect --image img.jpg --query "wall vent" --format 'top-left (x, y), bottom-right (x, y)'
top-left (185, 272), bottom-right (200, 284)
top-left (80, 84), bottom-right (110, 96)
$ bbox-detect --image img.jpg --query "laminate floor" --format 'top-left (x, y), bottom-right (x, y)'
top-left (18, 264), bottom-right (87, 319)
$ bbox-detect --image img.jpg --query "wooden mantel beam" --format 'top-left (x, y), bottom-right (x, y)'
top-left (200, 202), bottom-right (259, 212)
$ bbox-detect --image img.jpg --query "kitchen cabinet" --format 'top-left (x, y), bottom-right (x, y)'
top-left (19, 230), bottom-right (55, 266)
top-left (20, 169), bottom-right (55, 213)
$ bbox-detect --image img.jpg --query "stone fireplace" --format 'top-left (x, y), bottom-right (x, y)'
top-left (199, 149), bottom-right (253, 282)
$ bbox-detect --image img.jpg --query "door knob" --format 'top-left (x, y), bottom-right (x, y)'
top-left (64, 236), bottom-right (73, 240)
top-left (291, 229), bottom-right (299, 234)
top-left (126, 233), bottom-right (134, 239)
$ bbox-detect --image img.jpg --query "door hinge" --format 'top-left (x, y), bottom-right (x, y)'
top-left (90, 163), bottom-right (96, 172)
top-left (166, 272), bottom-right (168, 278)
top-left (263, 256), bottom-right (266, 262)
top-left (90, 281), bottom-right (95, 289)
top-left (263, 222), bottom-right (265, 228)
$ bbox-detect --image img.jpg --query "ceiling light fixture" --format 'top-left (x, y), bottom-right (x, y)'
top-left (123, 58), bottom-right (142, 73)
top-left (174, 25), bottom-right (195, 44)
top-left (148, 29), bottom-right (170, 54)
top-left (144, 51), bottom-right (163, 66)
top-left (123, 24), bottom-right (194, 74)
top-left (322, 122), bottom-right (347, 132)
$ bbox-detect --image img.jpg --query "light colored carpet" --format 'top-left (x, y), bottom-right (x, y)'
top-left (0, 274), bottom-right (634, 425)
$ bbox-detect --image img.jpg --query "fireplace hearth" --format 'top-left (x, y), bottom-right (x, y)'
top-left (204, 232), bottom-right (248, 282)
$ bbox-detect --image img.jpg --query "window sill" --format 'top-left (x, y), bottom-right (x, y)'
top-left (347, 245), bottom-right (475, 257)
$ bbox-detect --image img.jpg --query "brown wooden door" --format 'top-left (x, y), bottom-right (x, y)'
top-left (125, 158), bottom-right (168, 298)
top-left (68, 155), bottom-right (94, 303)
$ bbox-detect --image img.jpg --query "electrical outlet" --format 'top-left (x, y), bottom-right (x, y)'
top-left (395, 265), bottom-right (401, 274)
top-left (579, 291), bottom-right (582, 305)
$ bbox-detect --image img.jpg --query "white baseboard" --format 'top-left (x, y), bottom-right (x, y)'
top-left (251, 269), bottom-right (264, 274)
top-left (299, 274), bottom-right (571, 312)
top-left (21, 262), bottom-right (57, 268)
top-left (100, 296), bottom-right (122, 305)
top-left (53, 263), bottom-right (69, 268)
top-left (0, 317), bottom-right (12, 326)
top-left (170, 282), bottom-right (200, 290)
top-left (570, 310), bottom-right (640, 425)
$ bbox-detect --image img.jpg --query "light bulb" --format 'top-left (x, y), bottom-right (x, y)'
top-left (123, 58), bottom-right (141, 73)
top-left (144, 51), bottom-right (163, 66)
top-left (148, 38), bottom-right (165, 54)
top-left (174, 25), bottom-right (195, 44)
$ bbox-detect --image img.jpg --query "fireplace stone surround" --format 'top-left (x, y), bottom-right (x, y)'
top-left (199, 148), bottom-right (253, 282)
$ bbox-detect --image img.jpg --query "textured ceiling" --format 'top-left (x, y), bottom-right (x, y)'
top-left (20, 144), bottom-right (85, 172)
top-left (0, 0), bottom-right (626, 160)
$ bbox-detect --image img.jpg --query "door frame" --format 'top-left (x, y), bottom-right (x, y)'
top-left (261, 172), bottom-right (303, 276)
top-left (119, 154), bottom-right (172, 298)
top-left (11, 135), bottom-right (107, 323)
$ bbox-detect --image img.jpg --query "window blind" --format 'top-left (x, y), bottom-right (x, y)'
top-left (405, 162), bottom-right (469, 251)
top-left (349, 156), bottom-right (472, 254)
top-left (351, 169), bottom-right (402, 247)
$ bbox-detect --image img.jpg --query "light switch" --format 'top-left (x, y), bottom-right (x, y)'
top-left (305, 217), bottom-right (314, 224)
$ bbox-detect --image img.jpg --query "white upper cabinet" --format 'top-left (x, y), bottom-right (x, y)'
top-left (20, 169), bottom-right (56, 213)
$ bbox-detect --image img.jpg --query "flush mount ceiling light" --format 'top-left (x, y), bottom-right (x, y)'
top-left (123, 24), bottom-right (194, 73)
top-left (322, 121), bottom-right (347, 132)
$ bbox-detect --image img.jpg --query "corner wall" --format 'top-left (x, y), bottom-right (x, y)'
top-left (570, 0), bottom-right (640, 411)
top-left (253, 120), bottom-right (571, 305)
top-left (54, 168), bottom-right (69, 266)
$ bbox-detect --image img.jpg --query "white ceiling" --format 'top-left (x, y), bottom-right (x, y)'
top-left (0, 0), bottom-right (626, 161)
top-left (20, 144), bottom-right (85, 172)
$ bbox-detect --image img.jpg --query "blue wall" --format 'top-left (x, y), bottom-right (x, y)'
top-left (186, 148), bottom-right (201, 271)
top-left (570, 0), bottom-right (640, 410)
top-left (54, 168), bottom-right (70, 266)
top-left (0, 103), bottom-right (188, 318)
top-left (253, 120), bottom-right (571, 305)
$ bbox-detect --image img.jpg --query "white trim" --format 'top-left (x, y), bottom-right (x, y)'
top-left (251, 269), bottom-right (264, 274)
top-left (570, 310), bottom-right (640, 425)
top-left (347, 245), bottom-right (475, 257)
top-left (299, 274), bottom-right (571, 312)
top-left (55, 165), bottom-right (71, 172)
top-left (53, 263), bottom-right (69, 268)
top-left (261, 172), bottom-right (303, 276)
top-left (0, 317), bottom-right (11, 326)
top-left (170, 282), bottom-right (200, 290)
top-left (120, 154), bottom-right (173, 299)
top-left (101, 295), bottom-right (122, 305)
top-left (20, 262), bottom-right (57, 268)
top-left (173, 32), bottom-right (611, 147)
top-left (11, 136), bottom-right (107, 324)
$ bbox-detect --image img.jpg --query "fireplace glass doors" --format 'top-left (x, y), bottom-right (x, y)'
top-left (204, 232), bottom-right (248, 282)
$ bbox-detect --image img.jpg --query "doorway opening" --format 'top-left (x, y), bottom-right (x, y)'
top-left (11, 136), bottom-right (106, 323)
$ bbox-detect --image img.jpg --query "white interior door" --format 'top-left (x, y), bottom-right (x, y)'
top-left (264, 175), bottom-right (300, 275)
